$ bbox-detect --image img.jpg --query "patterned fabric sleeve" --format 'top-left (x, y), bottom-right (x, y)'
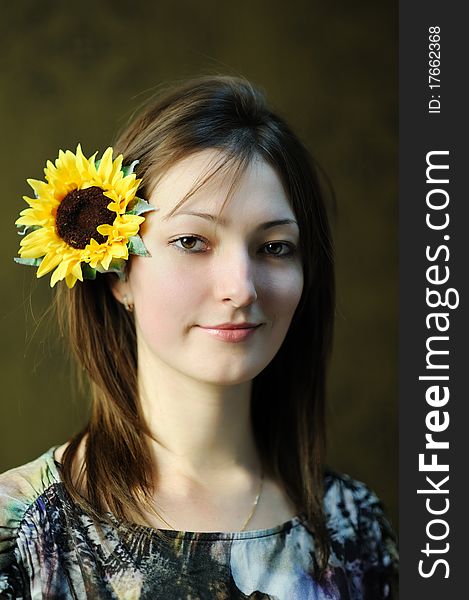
top-left (356, 484), bottom-right (399, 600)
top-left (324, 471), bottom-right (399, 600)
top-left (0, 476), bottom-right (28, 599)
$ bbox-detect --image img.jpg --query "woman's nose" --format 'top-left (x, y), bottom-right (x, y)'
top-left (213, 247), bottom-right (258, 307)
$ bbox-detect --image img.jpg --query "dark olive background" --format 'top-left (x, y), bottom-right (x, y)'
top-left (0, 1), bottom-right (397, 530)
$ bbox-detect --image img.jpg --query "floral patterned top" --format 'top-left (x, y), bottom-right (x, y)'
top-left (0, 446), bottom-right (398, 599)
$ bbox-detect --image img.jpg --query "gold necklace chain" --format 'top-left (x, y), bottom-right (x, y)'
top-left (240, 470), bottom-right (264, 531)
top-left (154, 470), bottom-right (265, 533)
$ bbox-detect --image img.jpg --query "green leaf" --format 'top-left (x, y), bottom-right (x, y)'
top-left (16, 224), bottom-right (41, 236)
top-left (81, 263), bottom-right (97, 280)
top-left (95, 258), bottom-right (128, 281)
top-left (14, 257), bottom-right (43, 267)
top-left (126, 197), bottom-right (157, 216)
top-left (128, 235), bottom-right (151, 257)
top-left (121, 160), bottom-right (139, 177)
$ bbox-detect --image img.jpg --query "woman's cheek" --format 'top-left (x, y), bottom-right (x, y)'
top-left (131, 259), bottom-right (205, 341)
top-left (266, 267), bottom-right (303, 311)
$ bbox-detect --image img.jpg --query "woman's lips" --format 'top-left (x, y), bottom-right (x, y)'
top-left (198, 324), bottom-right (261, 342)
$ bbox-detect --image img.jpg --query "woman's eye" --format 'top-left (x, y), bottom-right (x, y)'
top-left (262, 242), bottom-right (296, 258)
top-left (169, 236), bottom-right (296, 258)
top-left (171, 236), bottom-right (208, 253)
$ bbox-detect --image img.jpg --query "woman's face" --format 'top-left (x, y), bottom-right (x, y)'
top-left (116, 149), bottom-right (303, 385)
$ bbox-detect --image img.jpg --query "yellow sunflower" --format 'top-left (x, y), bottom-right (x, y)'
top-left (14, 145), bottom-right (156, 288)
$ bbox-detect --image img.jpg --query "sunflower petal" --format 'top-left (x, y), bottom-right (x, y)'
top-left (15, 213), bottom-right (49, 228)
top-left (75, 144), bottom-right (89, 174)
top-left (27, 179), bottom-right (53, 200)
top-left (96, 223), bottom-right (113, 237)
top-left (100, 252), bottom-right (114, 270)
top-left (71, 261), bottom-right (83, 281)
top-left (98, 147), bottom-right (114, 182)
top-left (36, 251), bottom-right (64, 277)
top-left (19, 228), bottom-right (56, 258)
top-left (44, 159), bottom-right (58, 182)
top-left (65, 273), bottom-right (78, 288)
top-left (50, 259), bottom-right (71, 287)
top-left (110, 243), bottom-right (129, 260)
top-left (109, 154), bottom-right (124, 184)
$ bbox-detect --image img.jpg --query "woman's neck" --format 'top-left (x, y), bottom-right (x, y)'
top-left (137, 356), bottom-right (260, 486)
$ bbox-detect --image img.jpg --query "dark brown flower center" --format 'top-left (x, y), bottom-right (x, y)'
top-left (55, 186), bottom-right (116, 249)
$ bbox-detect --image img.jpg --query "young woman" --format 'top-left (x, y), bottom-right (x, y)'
top-left (0, 75), bottom-right (398, 599)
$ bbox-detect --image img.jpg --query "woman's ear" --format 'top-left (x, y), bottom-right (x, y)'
top-left (110, 274), bottom-right (134, 312)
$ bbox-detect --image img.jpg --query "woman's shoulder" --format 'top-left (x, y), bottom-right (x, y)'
top-left (323, 467), bottom-right (397, 535)
top-left (0, 447), bottom-right (60, 555)
top-left (322, 468), bottom-right (399, 584)
top-left (323, 467), bottom-right (392, 519)
top-left (0, 446), bottom-right (60, 505)
top-left (0, 446), bottom-right (63, 595)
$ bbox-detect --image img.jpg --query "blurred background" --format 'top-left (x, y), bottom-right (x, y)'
top-left (0, 1), bottom-right (397, 529)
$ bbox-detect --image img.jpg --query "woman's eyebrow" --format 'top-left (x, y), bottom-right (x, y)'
top-left (162, 211), bottom-right (299, 231)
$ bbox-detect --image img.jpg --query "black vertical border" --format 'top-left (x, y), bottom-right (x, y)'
top-left (400, 1), bottom-right (467, 597)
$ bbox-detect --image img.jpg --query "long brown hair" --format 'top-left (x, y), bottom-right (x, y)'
top-left (56, 75), bottom-right (335, 579)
